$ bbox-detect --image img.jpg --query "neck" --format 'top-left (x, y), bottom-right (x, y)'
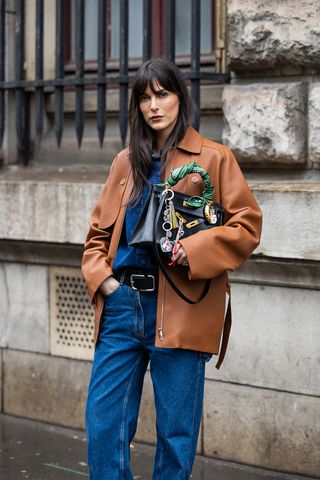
top-left (154, 132), bottom-right (167, 155)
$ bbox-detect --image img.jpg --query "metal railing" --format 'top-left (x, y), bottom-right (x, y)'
top-left (0, 0), bottom-right (229, 165)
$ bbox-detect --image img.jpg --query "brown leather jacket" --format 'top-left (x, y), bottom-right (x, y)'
top-left (81, 126), bottom-right (262, 368)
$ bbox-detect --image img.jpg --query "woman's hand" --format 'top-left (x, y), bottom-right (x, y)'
top-left (171, 242), bottom-right (189, 267)
top-left (99, 276), bottom-right (120, 296)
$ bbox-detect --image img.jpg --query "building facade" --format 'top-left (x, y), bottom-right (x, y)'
top-left (0, 1), bottom-right (319, 477)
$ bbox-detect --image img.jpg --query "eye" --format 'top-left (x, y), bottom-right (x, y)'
top-left (157, 91), bottom-right (169, 98)
top-left (139, 94), bottom-right (149, 102)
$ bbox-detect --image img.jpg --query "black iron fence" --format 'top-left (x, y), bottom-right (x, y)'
top-left (0, 0), bottom-right (229, 165)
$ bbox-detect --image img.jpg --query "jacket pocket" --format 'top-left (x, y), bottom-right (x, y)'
top-left (98, 178), bottom-right (129, 229)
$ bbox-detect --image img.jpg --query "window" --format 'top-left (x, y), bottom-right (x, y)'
top-left (66, 0), bottom-right (215, 65)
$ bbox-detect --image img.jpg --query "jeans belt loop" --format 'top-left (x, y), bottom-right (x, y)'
top-left (119, 271), bottom-right (126, 285)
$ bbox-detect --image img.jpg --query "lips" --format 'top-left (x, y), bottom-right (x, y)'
top-left (150, 115), bottom-right (163, 120)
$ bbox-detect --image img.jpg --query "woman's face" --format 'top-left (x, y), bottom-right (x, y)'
top-left (139, 81), bottom-right (180, 140)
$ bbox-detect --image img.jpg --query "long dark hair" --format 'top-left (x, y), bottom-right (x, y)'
top-left (128, 58), bottom-right (193, 204)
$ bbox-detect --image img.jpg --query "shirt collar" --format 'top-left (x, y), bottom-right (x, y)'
top-left (151, 125), bottom-right (203, 158)
top-left (177, 125), bottom-right (203, 154)
top-left (151, 149), bottom-right (162, 159)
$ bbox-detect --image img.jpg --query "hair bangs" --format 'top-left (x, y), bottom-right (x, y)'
top-left (133, 61), bottom-right (180, 101)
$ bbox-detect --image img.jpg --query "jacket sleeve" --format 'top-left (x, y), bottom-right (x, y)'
top-left (81, 160), bottom-right (116, 303)
top-left (180, 148), bottom-right (263, 280)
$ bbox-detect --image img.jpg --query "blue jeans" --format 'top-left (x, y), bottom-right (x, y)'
top-left (86, 281), bottom-right (211, 480)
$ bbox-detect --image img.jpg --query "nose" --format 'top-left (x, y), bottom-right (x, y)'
top-left (150, 95), bottom-right (158, 111)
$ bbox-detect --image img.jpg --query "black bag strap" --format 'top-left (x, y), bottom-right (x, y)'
top-left (153, 192), bottom-right (211, 304)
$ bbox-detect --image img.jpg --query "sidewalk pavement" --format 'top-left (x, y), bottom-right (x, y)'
top-left (0, 413), bottom-right (317, 480)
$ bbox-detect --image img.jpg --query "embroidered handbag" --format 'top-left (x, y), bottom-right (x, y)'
top-left (129, 161), bottom-right (223, 303)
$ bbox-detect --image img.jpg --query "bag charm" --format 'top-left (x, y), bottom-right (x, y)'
top-left (160, 189), bottom-right (186, 254)
top-left (204, 204), bottom-right (218, 224)
top-left (160, 188), bottom-right (175, 253)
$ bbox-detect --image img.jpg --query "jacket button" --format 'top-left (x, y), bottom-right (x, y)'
top-left (120, 178), bottom-right (126, 185)
top-left (191, 176), bottom-right (199, 183)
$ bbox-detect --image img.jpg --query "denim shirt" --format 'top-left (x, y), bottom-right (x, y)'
top-left (112, 153), bottom-right (161, 273)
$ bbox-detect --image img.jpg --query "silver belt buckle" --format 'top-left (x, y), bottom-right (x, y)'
top-left (130, 274), bottom-right (155, 292)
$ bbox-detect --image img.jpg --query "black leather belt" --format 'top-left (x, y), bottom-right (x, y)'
top-left (116, 270), bottom-right (158, 292)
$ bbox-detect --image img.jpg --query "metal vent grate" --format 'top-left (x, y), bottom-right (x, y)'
top-left (50, 267), bottom-right (94, 360)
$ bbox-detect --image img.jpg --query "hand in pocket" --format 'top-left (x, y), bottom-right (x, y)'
top-left (100, 276), bottom-right (120, 296)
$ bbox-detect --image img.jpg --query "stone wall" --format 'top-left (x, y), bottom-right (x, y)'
top-left (217, 0), bottom-right (320, 476)
top-left (224, 0), bottom-right (320, 170)
top-left (222, 82), bottom-right (308, 166)
top-left (227, 0), bottom-right (320, 73)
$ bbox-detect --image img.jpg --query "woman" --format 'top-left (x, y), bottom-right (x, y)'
top-left (82, 58), bottom-right (262, 479)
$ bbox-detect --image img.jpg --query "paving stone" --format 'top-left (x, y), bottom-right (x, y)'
top-left (2, 413), bottom-right (313, 480)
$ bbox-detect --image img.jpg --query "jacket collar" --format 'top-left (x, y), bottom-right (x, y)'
top-left (177, 125), bottom-right (203, 154)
